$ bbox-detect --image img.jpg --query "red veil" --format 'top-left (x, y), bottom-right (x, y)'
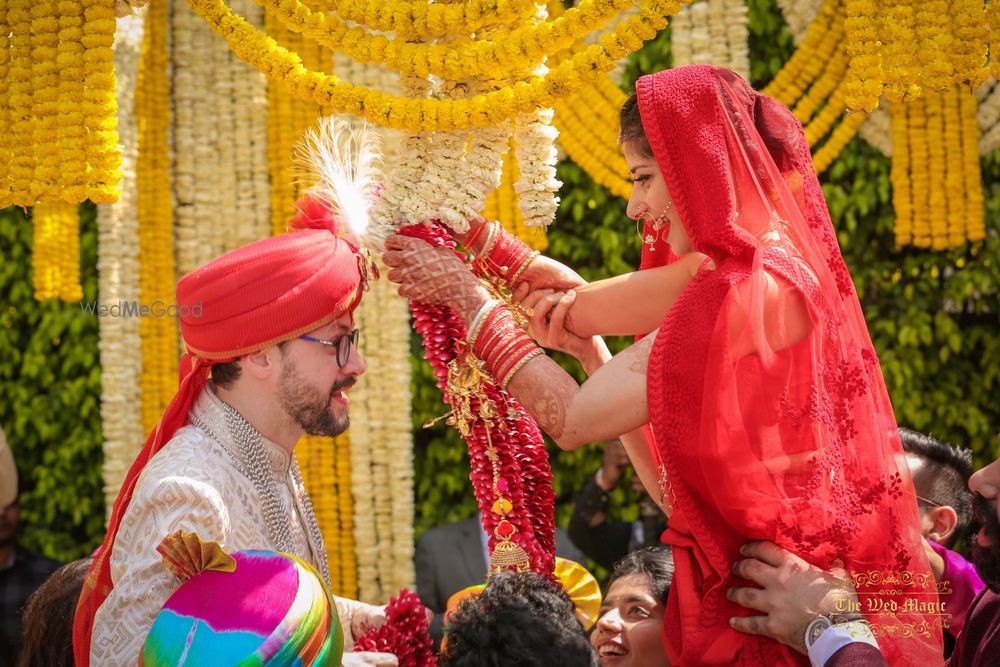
top-left (637, 66), bottom-right (943, 665)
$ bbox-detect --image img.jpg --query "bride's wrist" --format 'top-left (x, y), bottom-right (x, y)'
top-left (579, 338), bottom-right (612, 375)
top-left (456, 284), bottom-right (492, 326)
top-left (458, 218), bottom-right (491, 255)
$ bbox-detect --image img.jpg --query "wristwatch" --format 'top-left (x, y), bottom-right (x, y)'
top-left (803, 615), bottom-right (833, 651)
top-left (804, 611), bottom-right (868, 651)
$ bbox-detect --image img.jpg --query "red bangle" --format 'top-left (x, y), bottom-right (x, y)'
top-left (472, 226), bottom-right (535, 287)
top-left (470, 305), bottom-right (541, 387)
top-left (463, 219), bottom-right (489, 253)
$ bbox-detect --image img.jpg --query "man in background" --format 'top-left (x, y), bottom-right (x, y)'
top-left (569, 439), bottom-right (667, 570)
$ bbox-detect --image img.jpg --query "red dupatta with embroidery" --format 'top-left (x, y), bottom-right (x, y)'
top-left (637, 65), bottom-right (943, 666)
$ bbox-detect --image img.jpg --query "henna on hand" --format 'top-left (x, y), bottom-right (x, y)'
top-left (507, 355), bottom-right (578, 441)
top-left (383, 234), bottom-right (489, 322)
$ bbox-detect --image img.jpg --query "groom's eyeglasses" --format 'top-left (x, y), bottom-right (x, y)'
top-left (299, 329), bottom-right (360, 368)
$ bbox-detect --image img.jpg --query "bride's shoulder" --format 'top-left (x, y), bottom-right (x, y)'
top-left (727, 268), bottom-right (813, 353)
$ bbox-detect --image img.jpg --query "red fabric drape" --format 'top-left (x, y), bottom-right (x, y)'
top-left (73, 207), bottom-right (366, 666)
top-left (638, 65), bottom-right (943, 665)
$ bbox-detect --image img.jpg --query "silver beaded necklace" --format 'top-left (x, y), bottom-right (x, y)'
top-left (189, 404), bottom-right (331, 586)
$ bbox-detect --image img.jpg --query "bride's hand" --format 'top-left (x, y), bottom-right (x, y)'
top-left (511, 255), bottom-right (587, 302)
top-left (524, 289), bottom-right (609, 372)
top-left (383, 234), bottom-right (489, 322)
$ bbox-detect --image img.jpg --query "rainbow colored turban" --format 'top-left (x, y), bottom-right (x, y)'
top-left (141, 532), bottom-right (343, 666)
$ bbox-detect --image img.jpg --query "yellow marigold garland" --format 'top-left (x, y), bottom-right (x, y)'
top-left (790, 40), bottom-right (848, 124)
top-left (6, 1), bottom-right (34, 206)
top-left (811, 110), bottom-right (866, 173)
top-left (889, 100), bottom-right (912, 246)
top-left (890, 87), bottom-right (984, 249)
top-left (57, 1), bottom-right (88, 199)
top-left (907, 93), bottom-right (931, 247)
top-left (81, 0), bottom-right (122, 203)
top-left (551, 34), bottom-right (631, 199)
top-left (950, 0), bottom-right (988, 89)
top-left (924, 91), bottom-right (947, 249)
top-left (0, 0), bottom-right (119, 205)
top-left (259, 0), bottom-right (634, 80)
top-left (762, 0), bottom-right (867, 173)
top-left (32, 201), bottom-right (82, 301)
top-left (990, 1), bottom-right (1000, 82)
top-left (185, 0), bottom-right (673, 132)
top-left (942, 88), bottom-right (965, 248)
top-left (317, 0), bottom-right (537, 39)
top-left (879, 0), bottom-right (919, 103)
top-left (914, 0), bottom-right (953, 93)
top-left (839, 0), bottom-right (989, 111)
top-left (335, 433), bottom-right (357, 599)
top-left (959, 88), bottom-right (985, 242)
top-left (137, 0), bottom-right (178, 434)
top-left (0, 6), bottom-right (9, 193)
top-left (299, 435), bottom-right (355, 595)
top-left (843, 0), bottom-right (882, 112)
top-left (765, 0), bottom-right (839, 103)
top-left (31, 1), bottom-right (61, 198)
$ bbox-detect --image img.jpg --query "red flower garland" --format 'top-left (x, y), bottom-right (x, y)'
top-left (353, 589), bottom-right (435, 667)
top-left (400, 222), bottom-right (556, 578)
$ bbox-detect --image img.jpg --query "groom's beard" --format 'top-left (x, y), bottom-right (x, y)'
top-left (971, 493), bottom-right (1000, 594)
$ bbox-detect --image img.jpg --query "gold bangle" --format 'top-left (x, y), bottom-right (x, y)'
top-left (508, 249), bottom-right (540, 287)
top-left (478, 323), bottom-right (519, 361)
top-left (500, 347), bottom-right (544, 388)
top-left (487, 332), bottom-right (529, 371)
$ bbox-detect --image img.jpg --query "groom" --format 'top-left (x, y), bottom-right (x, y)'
top-left (74, 202), bottom-right (395, 666)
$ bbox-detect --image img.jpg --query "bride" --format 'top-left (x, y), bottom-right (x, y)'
top-left (385, 64), bottom-right (941, 665)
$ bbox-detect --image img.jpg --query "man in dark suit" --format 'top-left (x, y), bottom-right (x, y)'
top-left (415, 512), bottom-right (585, 648)
top-left (725, 446), bottom-right (1000, 666)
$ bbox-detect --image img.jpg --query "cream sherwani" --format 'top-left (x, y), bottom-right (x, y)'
top-left (90, 385), bottom-right (364, 665)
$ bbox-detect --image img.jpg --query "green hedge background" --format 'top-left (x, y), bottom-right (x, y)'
top-left (1, 0), bottom-right (997, 563)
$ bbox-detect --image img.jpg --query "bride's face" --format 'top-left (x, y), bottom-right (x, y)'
top-left (623, 142), bottom-right (691, 256)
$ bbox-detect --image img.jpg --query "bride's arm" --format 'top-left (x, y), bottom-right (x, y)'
top-left (506, 333), bottom-right (655, 450)
top-left (384, 234), bottom-right (653, 451)
top-left (527, 293), bottom-right (667, 514)
top-left (565, 253), bottom-right (707, 337)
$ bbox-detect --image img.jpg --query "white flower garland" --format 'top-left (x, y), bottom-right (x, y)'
top-left (338, 52), bottom-right (416, 603)
top-left (511, 5), bottom-right (560, 228)
top-left (670, 0), bottom-right (748, 80)
top-left (368, 72), bottom-right (434, 246)
top-left (229, 0), bottom-right (271, 245)
top-left (775, 0), bottom-right (822, 45)
top-left (114, 0), bottom-right (149, 18)
top-left (171, 0), bottom-right (204, 276)
top-left (856, 106), bottom-right (893, 155)
top-left (977, 81), bottom-right (1000, 154)
top-left (212, 0), bottom-right (239, 254)
top-left (98, 10), bottom-right (145, 517)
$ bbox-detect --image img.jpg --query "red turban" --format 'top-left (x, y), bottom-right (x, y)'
top-left (74, 197), bottom-right (368, 665)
